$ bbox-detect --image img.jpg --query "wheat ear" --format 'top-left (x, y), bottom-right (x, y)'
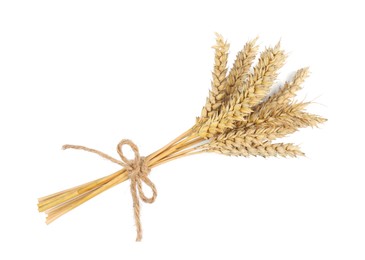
top-left (200, 33), bottom-right (230, 119)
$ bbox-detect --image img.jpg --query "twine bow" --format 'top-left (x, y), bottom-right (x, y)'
top-left (63, 139), bottom-right (157, 241)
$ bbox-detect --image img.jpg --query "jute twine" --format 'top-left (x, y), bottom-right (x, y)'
top-left (63, 139), bottom-right (157, 241)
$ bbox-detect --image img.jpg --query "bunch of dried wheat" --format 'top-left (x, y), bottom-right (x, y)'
top-left (38, 33), bottom-right (326, 241)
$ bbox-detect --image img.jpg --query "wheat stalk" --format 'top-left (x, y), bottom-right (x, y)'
top-left (38, 34), bottom-right (326, 241)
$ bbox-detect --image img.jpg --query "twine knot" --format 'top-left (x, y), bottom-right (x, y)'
top-left (117, 140), bottom-right (157, 241)
top-left (63, 139), bottom-right (157, 241)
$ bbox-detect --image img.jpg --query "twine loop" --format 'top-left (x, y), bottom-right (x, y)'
top-left (63, 139), bottom-right (157, 241)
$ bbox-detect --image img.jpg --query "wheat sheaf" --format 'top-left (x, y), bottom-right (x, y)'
top-left (38, 33), bottom-right (326, 241)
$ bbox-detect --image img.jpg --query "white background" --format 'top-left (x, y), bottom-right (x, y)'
top-left (0, 0), bottom-right (364, 259)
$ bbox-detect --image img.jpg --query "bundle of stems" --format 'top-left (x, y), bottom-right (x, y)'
top-left (38, 33), bottom-right (326, 229)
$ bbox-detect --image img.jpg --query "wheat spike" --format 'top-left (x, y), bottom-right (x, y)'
top-left (274, 67), bottom-right (310, 104)
top-left (240, 43), bottom-right (286, 109)
top-left (248, 101), bottom-right (314, 125)
top-left (200, 33), bottom-right (230, 119)
top-left (240, 111), bottom-right (326, 143)
top-left (207, 138), bottom-right (304, 157)
top-left (252, 68), bottom-right (310, 121)
top-left (224, 38), bottom-right (259, 101)
top-left (257, 143), bottom-right (304, 157)
top-left (244, 102), bottom-right (326, 142)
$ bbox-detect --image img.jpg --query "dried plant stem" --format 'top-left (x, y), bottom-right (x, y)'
top-left (38, 127), bottom-right (208, 224)
top-left (38, 170), bottom-right (124, 212)
top-left (153, 149), bottom-right (204, 167)
top-left (46, 173), bottom-right (129, 223)
top-left (148, 127), bottom-right (194, 159)
top-left (38, 129), bottom-right (194, 210)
